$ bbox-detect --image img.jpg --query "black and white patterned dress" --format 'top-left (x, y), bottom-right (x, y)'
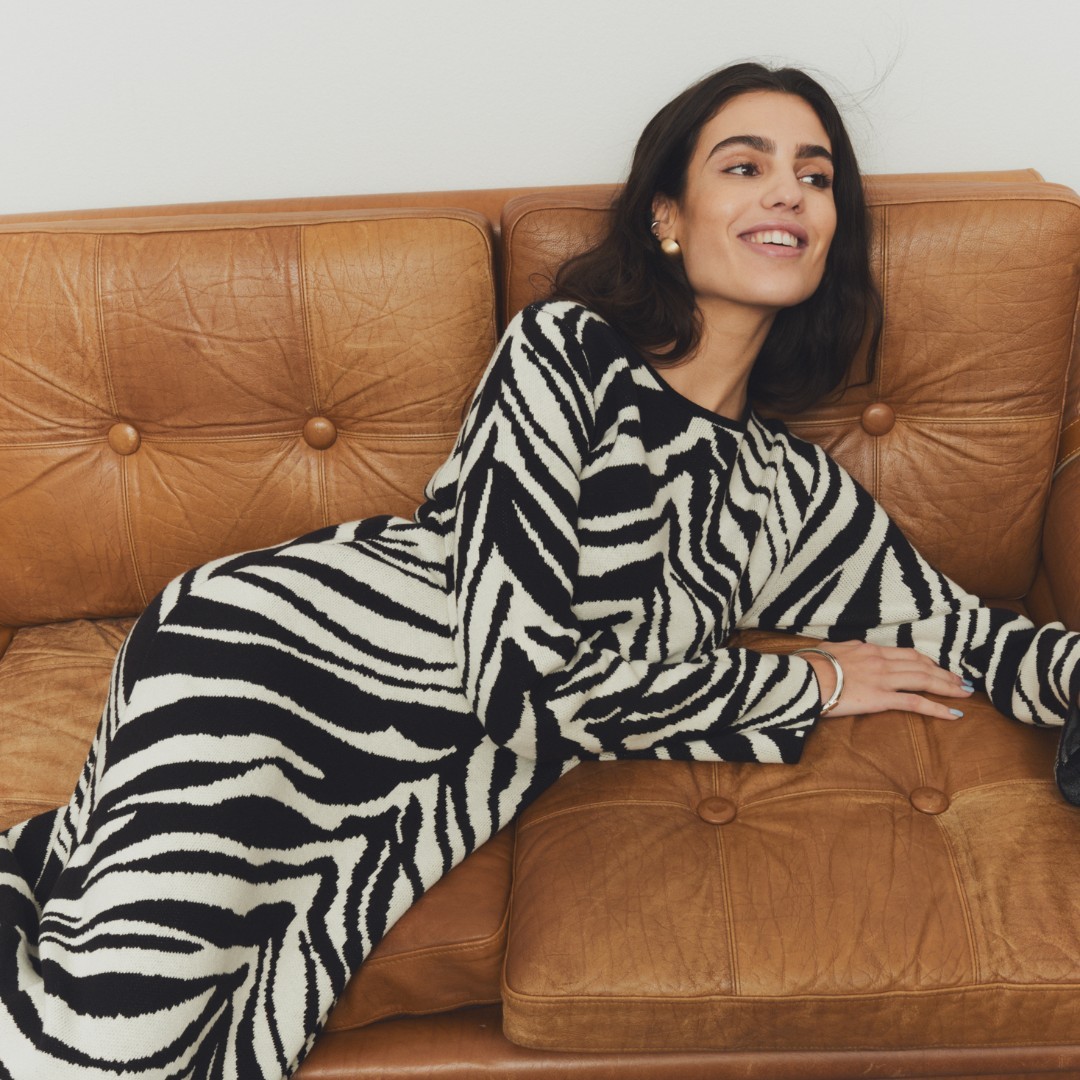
top-left (2, 300), bottom-right (1077, 1079)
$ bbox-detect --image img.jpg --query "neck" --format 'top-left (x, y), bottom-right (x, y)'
top-left (652, 302), bottom-right (775, 421)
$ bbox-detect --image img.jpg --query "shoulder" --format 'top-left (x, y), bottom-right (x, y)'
top-left (746, 413), bottom-right (869, 511)
top-left (501, 301), bottom-right (636, 389)
top-left (745, 413), bottom-right (826, 476)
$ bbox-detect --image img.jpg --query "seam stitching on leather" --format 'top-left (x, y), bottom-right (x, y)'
top-left (500, 824), bottom-right (520, 997)
top-left (516, 799), bottom-right (699, 829)
top-left (791, 412), bottom-right (1061, 430)
top-left (0, 431), bottom-right (462, 451)
top-left (945, 777), bottom-right (1057, 798)
top-left (866, 189), bottom-right (1080, 210)
top-left (295, 225), bottom-right (330, 527)
top-left (715, 823), bottom-right (740, 996)
top-left (0, 209), bottom-right (494, 238)
top-left (711, 787), bottom-right (912, 811)
top-left (1055, 417), bottom-right (1080, 476)
top-left (501, 980), bottom-right (1080, 1007)
top-left (875, 205), bottom-right (889, 500)
top-left (120, 459), bottom-right (148, 607)
top-left (93, 235), bottom-right (120, 418)
top-left (1052, 448), bottom-right (1080, 478)
top-left (933, 815), bottom-right (982, 985)
top-left (907, 714), bottom-right (927, 786)
top-left (95, 236), bottom-right (146, 606)
top-left (501, 212), bottom-right (517, 319)
top-left (886, 412), bottom-right (1058, 426)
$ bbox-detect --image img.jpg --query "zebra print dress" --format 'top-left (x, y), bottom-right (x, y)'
top-left (2, 300), bottom-right (1077, 1079)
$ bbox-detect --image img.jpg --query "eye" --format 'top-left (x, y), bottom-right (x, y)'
top-left (724, 162), bottom-right (760, 177)
top-left (799, 172), bottom-right (833, 190)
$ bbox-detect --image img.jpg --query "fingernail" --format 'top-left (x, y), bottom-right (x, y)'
top-left (961, 681), bottom-right (974, 692)
top-left (950, 708), bottom-right (965, 717)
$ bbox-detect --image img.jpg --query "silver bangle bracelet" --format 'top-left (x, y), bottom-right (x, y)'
top-left (793, 647), bottom-right (844, 715)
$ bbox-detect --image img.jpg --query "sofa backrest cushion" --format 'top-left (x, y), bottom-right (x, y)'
top-left (0, 210), bottom-right (497, 626)
top-left (501, 179), bottom-right (1080, 602)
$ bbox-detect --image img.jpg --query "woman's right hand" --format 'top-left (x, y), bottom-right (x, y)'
top-left (799, 640), bottom-right (973, 720)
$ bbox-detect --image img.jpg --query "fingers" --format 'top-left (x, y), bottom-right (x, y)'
top-left (890, 691), bottom-right (969, 722)
top-left (806, 641), bottom-right (976, 720)
top-left (833, 642), bottom-right (971, 694)
top-left (883, 654), bottom-right (972, 699)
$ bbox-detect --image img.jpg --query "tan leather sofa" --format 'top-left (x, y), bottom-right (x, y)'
top-left (1, 171), bottom-right (1079, 1079)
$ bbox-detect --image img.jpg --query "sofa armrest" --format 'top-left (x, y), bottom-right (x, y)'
top-left (1043, 441), bottom-right (1080, 631)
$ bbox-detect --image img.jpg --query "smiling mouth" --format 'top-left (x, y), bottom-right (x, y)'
top-left (742, 230), bottom-right (803, 249)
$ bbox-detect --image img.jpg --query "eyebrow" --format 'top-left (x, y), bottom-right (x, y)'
top-left (706, 134), bottom-right (833, 163)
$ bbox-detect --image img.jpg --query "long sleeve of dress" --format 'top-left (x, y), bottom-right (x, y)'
top-left (443, 304), bottom-right (822, 765)
top-left (740, 436), bottom-right (1080, 728)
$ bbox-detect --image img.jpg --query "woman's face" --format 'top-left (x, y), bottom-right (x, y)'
top-left (653, 91), bottom-right (837, 320)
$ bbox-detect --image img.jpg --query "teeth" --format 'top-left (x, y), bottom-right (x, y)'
top-left (746, 230), bottom-right (799, 247)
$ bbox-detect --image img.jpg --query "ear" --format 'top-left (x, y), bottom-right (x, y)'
top-left (651, 194), bottom-right (678, 236)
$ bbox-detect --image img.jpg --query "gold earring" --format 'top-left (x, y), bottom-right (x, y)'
top-left (660, 237), bottom-right (681, 258)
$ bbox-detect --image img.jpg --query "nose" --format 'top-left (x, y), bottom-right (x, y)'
top-left (761, 174), bottom-right (803, 213)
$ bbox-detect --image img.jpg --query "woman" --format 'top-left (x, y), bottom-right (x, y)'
top-left (1, 62), bottom-right (1078, 1080)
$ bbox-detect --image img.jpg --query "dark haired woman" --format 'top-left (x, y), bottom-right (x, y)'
top-left (1, 63), bottom-right (1077, 1080)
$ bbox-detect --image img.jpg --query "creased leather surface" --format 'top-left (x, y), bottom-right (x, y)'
top-left (0, 619), bottom-right (134, 830)
top-left (503, 701), bottom-right (1075, 1053)
top-left (0, 210), bottom-right (496, 626)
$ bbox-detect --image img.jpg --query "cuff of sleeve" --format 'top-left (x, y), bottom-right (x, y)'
top-left (742, 651), bottom-right (824, 765)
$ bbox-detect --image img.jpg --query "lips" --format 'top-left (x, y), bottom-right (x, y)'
top-left (743, 229), bottom-right (800, 248)
top-left (738, 222), bottom-right (809, 249)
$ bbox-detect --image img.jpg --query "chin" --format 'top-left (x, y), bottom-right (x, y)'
top-left (752, 287), bottom-right (820, 312)
top-left (766, 278), bottom-right (825, 309)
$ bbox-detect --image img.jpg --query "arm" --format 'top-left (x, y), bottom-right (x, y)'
top-left (450, 304), bottom-right (822, 764)
top-left (741, 441), bottom-right (1080, 727)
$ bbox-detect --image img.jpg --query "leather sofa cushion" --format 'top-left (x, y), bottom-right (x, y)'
top-left (0, 209), bottom-right (497, 627)
top-left (0, 618), bottom-right (135, 830)
top-left (502, 696), bottom-right (1079, 1052)
top-left (500, 182), bottom-right (1080, 602)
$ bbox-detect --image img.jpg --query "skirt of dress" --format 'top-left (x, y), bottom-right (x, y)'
top-left (0, 520), bottom-right (549, 1080)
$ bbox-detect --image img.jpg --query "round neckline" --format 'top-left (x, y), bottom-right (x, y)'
top-left (563, 301), bottom-right (751, 432)
top-left (633, 348), bottom-right (749, 432)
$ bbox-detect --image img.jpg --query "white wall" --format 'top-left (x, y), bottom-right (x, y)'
top-left (1, 0), bottom-right (1077, 215)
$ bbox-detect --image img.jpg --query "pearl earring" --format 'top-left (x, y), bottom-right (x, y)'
top-left (660, 237), bottom-right (681, 258)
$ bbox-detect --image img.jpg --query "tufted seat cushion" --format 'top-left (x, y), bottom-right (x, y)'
top-left (503, 693), bottom-right (1078, 1052)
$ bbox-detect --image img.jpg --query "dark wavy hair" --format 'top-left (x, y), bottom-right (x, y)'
top-left (552, 63), bottom-right (881, 412)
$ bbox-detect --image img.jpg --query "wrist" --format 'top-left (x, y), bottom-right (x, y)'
top-left (794, 648), bottom-right (844, 715)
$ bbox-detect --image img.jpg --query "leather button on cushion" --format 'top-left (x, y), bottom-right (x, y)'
top-left (107, 422), bottom-right (141, 455)
top-left (697, 796), bottom-right (737, 825)
top-left (910, 787), bottom-right (950, 815)
top-left (860, 402), bottom-right (896, 436)
top-left (303, 416), bottom-right (337, 450)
